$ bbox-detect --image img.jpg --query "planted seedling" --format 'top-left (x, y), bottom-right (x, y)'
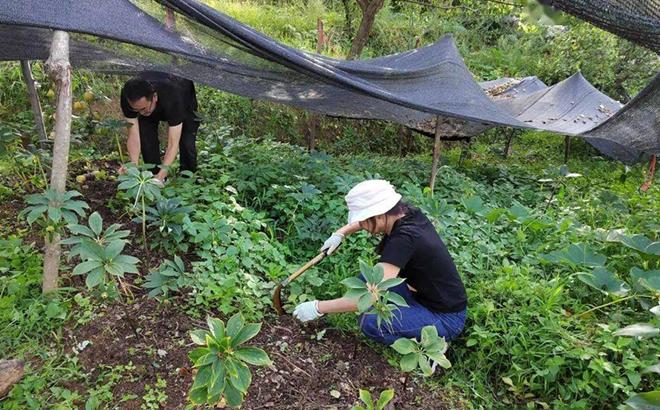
top-left (117, 163), bottom-right (162, 260)
top-left (188, 314), bottom-right (272, 407)
top-left (143, 255), bottom-right (188, 298)
top-left (22, 189), bottom-right (89, 241)
top-left (351, 388), bottom-right (395, 410)
top-left (341, 260), bottom-right (408, 330)
top-left (65, 212), bottom-right (139, 293)
top-left (392, 325), bottom-right (451, 378)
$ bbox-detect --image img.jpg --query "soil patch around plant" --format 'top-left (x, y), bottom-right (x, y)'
top-left (63, 299), bottom-right (461, 409)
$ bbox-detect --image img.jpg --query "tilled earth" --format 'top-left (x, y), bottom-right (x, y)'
top-left (63, 299), bottom-right (459, 409)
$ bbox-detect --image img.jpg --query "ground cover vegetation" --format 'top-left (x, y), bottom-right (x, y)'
top-left (0, 0), bottom-right (658, 408)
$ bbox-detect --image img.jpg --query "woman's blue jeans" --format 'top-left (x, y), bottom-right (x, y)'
top-left (358, 280), bottom-right (467, 346)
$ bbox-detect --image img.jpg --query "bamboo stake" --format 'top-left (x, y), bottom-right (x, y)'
top-left (42, 30), bottom-right (72, 294)
top-left (20, 61), bottom-right (48, 149)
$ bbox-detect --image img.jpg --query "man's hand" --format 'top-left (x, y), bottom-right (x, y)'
top-left (293, 300), bottom-right (323, 322)
top-left (320, 232), bottom-right (344, 255)
top-left (118, 165), bottom-right (127, 175)
top-left (155, 169), bottom-right (168, 182)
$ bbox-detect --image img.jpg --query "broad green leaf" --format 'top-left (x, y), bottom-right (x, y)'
top-left (228, 360), bottom-right (252, 393)
top-left (630, 268), bottom-right (660, 292)
top-left (400, 352), bottom-right (418, 372)
top-left (344, 288), bottom-right (368, 299)
top-left (48, 206), bottom-right (62, 223)
top-left (191, 330), bottom-right (209, 346)
top-left (618, 234), bottom-right (660, 256)
top-left (560, 243), bottom-right (607, 267)
top-left (26, 205), bottom-right (48, 224)
top-left (67, 224), bottom-right (94, 237)
top-left (421, 325), bottom-right (439, 347)
top-left (207, 317), bottom-right (225, 340)
top-left (89, 212), bottom-right (103, 236)
top-left (418, 355), bottom-right (433, 376)
top-left (226, 314), bottom-right (245, 338)
top-left (208, 361), bottom-right (226, 398)
top-left (104, 240), bottom-right (125, 260)
top-left (372, 264), bottom-right (384, 284)
top-left (85, 269), bottom-right (104, 288)
top-left (577, 267), bottom-right (629, 296)
top-left (614, 324), bottom-right (659, 338)
top-left (341, 277), bottom-right (366, 289)
top-left (235, 347), bottom-right (271, 366)
top-left (376, 389), bottom-right (395, 409)
top-left (73, 260), bottom-right (102, 276)
top-left (392, 337), bottom-right (416, 355)
top-left (195, 352), bottom-right (216, 367)
top-left (224, 383), bottom-right (244, 407)
top-left (623, 390), bottom-right (660, 409)
top-left (232, 323), bottom-right (261, 347)
top-left (385, 291), bottom-right (408, 307)
top-left (377, 277), bottom-right (405, 290)
top-left (189, 387), bottom-right (207, 404)
top-left (188, 347), bottom-right (209, 363)
top-left (358, 389), bottom-right (373, 406)
top-left (426, 351), bottom-right (452, 369)
top-left (192, 365), bottom-right (213, 389)
top-left (357, 293), bottom-right (373, 313)
top-left (461, 196), bottom-right (485, 214)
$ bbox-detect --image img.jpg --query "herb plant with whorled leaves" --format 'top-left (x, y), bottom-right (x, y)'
top-left (351, 388), bottom-right (395, 410)
top-left (22, 189), bottom-right (89, 241)
top-left (392, 325), bottom-right (452, 377)
top-left (143, 256), bottom-right (189, 298)
top-left (188, 314), bottom-right (271, 407)
top-left (341, 260), bottom-right (408, 330)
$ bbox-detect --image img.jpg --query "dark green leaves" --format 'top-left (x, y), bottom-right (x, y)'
top-left (391, 325), bottom-right (450, 377)
top-left (577, 267), bottom-right (629, 296)
top-left (542, 243), bottom-right (606, 268)
top-left (188, 314), bottom-right (270, 407)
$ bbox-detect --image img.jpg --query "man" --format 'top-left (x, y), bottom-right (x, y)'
top-left (119, 71), bottom-right (199, 182)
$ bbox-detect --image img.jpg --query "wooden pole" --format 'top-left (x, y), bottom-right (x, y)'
top-left (563, 135), bottom-right (571, 164)
top-left (42, 30), bottom-right (72, 294)
top-left (503, 129), bottom-right (514, 158)
top-left (429, 116), bottom-right (442, 196)
top-left (20, 61), bottom-right (48, 149)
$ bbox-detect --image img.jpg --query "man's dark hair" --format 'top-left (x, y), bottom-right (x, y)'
top-left (122, 78), bottom-right (155, 102)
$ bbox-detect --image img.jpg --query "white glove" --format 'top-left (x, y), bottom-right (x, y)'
top-left (149, 178), bottom-right (165, 188)
top-left (293, 300), bottom-right (323, 322)
top-left (320, 232), bottom-right (344, 255)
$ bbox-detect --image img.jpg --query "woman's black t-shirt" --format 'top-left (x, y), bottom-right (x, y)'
top-left (378, 208), bottom-right (467, 313)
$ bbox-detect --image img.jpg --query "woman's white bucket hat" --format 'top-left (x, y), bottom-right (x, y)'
top-left (345, 180), bottom-right (402, 224)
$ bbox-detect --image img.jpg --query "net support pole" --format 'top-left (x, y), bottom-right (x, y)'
top-left (563, 136), bottom-right (571, 164)
top-left (42, 30), bottom-right (72, 295)
top-left (429, 115), bottom-right (442, 196)
top-left (503, 128), bottom-right (514, 158)
top-left (20, 60), bottom-right (48, 150)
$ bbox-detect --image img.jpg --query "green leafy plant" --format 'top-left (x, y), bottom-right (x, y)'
top-left (22, 189), bottom-right (89, 240)
top-left (351, 388), bottom-right (395, 410)
top-left (66, 212), bottom-right (139, 289)
top-left (341, 260), bottom-right (409, 330)
top-left (391, 325), bottom-right (451, 376)
top-left (143, 256), bottom-right (189, 298)
top-left (143, 198), bottom-right (192, 253)
top-left (188, 314), bottom-right (272, 407)
top-left (117, 163), bottom-right (162, 257)
top-left (62, 211), bottom-right (130, 260)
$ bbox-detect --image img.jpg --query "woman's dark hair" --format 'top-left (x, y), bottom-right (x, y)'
top-left (122, 78), bottom-right (155, 103)
top-left (374, 200), bottom-right (415, 254)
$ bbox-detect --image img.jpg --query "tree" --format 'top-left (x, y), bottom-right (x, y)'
top-left (348, 0), bottom-right (385, 59)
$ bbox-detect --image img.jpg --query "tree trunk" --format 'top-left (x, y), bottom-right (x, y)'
top-left (0, 359), bottom-right (24, 398)
top-left (348, 0), bottom-right (385, 59)
top-left (429, 116), bottom-right (442, 196)
top-left (43, 30), bottom-right (72, 295)
top-left (563, 135), bottom-right (571, 164)
top-left (306, 113), bottom-right (319, 152)
top-left (20, 61), bottom-right (48, 150)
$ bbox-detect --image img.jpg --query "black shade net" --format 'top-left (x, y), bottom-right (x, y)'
top-left (0, 0), bottom-right (657, 164)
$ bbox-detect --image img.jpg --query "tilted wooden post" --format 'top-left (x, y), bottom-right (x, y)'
top-left (42, 31), bottom-right (73, 294)
top-left (429, 116), bottom-right (442, 196)
top-left (563, 135), bottom-right (571, 164)
top-left (20, 61), bottom-right (48, 149)
top-left (503, 128), bottom-right (515, 158)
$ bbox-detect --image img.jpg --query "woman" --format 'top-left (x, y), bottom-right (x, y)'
top-left (292, 179), bottom-right (467, 345)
